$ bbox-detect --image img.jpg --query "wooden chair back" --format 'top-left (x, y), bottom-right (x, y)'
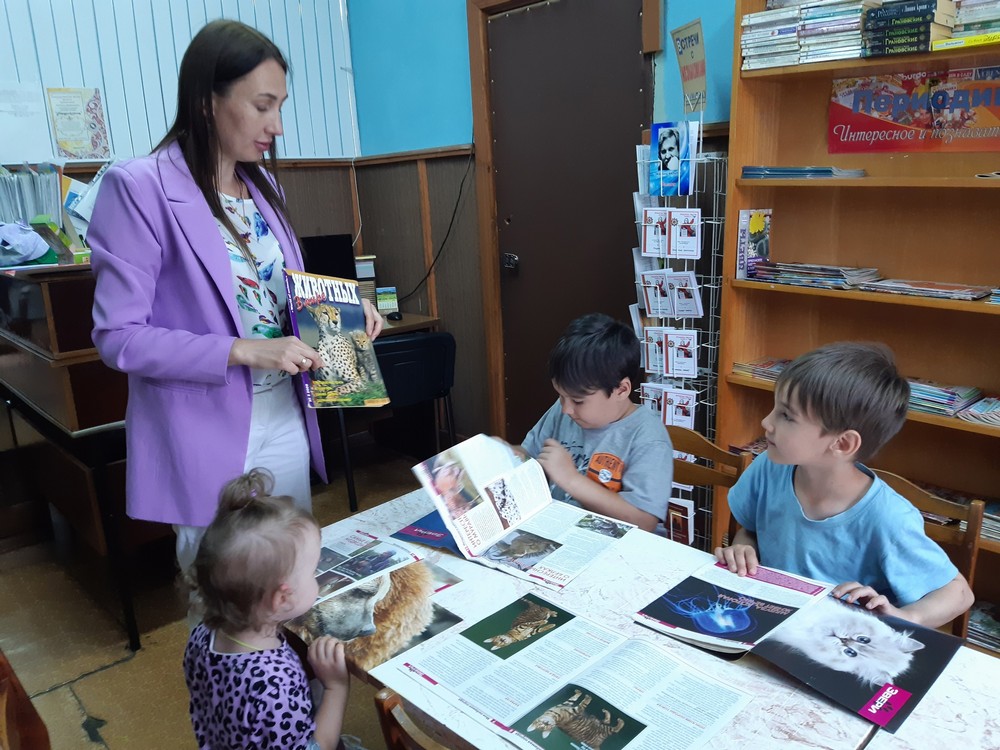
top-left (0, 648), bottom-right (50, 750)
top-left (873, 469), bottom-right (984, 638)
top-left (375, 688), bottom-right (473, 750)
top-left (666, 426), bottom-right (752, 550)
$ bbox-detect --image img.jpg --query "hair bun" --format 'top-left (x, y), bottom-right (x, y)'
top-left (219, 468), bottom-right (275, 511)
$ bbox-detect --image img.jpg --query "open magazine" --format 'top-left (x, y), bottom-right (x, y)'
top-left (283, 268), bottom-right (390, 408)
top-left (410, 434), bottom-right (636, 589)
top-left (635, 562), bottom-right (963, 732)
top-left (372, 592), bottom-right (751, 750)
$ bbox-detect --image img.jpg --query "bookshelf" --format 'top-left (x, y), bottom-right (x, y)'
top-left (718, 1), bottom-right (1000, 614)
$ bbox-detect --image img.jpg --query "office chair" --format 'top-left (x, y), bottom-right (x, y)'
top-left (374, 688), bottom-right (466, 750)
top-left (0, 648), bottom-right (51, 750)
top-left (666, 425), bottom-right (752, 551)
top-left (872, 469), bottom-right (984, 639)
top-left (335, 331), bottom-right (457, 512)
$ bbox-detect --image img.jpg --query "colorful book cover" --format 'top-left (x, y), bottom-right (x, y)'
top-left (284, 269), bottom-right (391, 408)
top-left (736, 208), bottom-right (771, 280)
top-left (649, 121), bottom-right (699, 197)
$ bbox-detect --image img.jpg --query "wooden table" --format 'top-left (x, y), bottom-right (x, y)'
top-left (327, 491), bottom-right (908, 750)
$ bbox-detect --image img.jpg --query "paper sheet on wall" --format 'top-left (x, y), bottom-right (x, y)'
top-left (0, 81), bottom-right (54, 165)
top-left (46, 88), bottom-right (111, 160)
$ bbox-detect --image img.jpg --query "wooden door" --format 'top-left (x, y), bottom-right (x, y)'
top-left (477, 0), bottom-right (650, 440)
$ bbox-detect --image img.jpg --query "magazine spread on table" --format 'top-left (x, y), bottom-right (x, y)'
top-left (635, 562), bottom-right (963, 732)
top-left (410, 434), bottom-right (637, 589)
top-left (372, 592), bottom-right (752, 750)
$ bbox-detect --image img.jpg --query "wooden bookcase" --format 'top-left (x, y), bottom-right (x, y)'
top-left (717, 1), bottom-right (1000, 612)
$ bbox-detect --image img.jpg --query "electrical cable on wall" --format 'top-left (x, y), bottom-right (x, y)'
top-left (398, 149), bottom-right (475, 303)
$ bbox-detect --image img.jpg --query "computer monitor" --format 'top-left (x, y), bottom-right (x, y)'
top-left (299, 234), bottom-right (357, 280)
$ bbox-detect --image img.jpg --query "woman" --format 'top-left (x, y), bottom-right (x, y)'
top-left (88, 20), bottom-right (382, 570)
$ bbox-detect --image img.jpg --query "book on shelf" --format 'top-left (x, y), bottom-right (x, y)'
top-left (666, 497), bottom-right (696, 545)
top-left (968, 600), bottom-right (1000, 653)
top-left (751, 261), bottom-right (882, 289)
top-left (372, 591), bottom-right (753, 750)
top-left (634, 560), bottom-right (963, 732)
top-left (736, 208), bottom-right (771, 281)
top-left (283, 269), bottom-right (391, 408)
top-left (410, 434), bottom-right (638, 589)
top-left (862, 20), bottom-right (954, 39)
top-left (958, 395), bottom-right (1000, 424)
top-left (854, 278), bottom-right (992, 300)
top-left (907, 377), bottom-right (982, 416)
top-left (931, 27), bottom-right (1000, 44)
top-left (866, 0), bottom-right (957, 21)
top-left (732, 356), bottom-right (792, 382)
top-left (741, 165), bottom-right (867, 178)
top-left (867, 9), bottom-right (958, 28)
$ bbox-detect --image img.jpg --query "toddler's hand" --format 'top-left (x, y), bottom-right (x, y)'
top-left (308, 636), bottom-right (348, 691)
top-left (537, 439), bottom-right (577, 488)
top-left (832, 582), bottom-right (901, 619)
top-left (714, 544), bottom-right (759, 577)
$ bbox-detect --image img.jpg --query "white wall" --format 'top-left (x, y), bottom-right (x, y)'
top-left (1, 0), bottom-right (360, 159)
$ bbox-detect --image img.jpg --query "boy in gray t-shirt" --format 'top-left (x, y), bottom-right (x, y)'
top-left (513, 313), bottom-right (672, 533)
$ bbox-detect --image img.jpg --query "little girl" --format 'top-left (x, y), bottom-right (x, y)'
top-left (184, 469), bottom-right (349, 750)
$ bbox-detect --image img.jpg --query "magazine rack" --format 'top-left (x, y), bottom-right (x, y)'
top-left (719, 0), bottom-right (1000, 635)
top-left (635, 133), bottom-right (727, 552)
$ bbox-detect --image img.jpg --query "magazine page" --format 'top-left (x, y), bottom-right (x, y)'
top-left (412, 434), bottom-right (550, 558)
top-left (283, 269), bottom-right (390, 408)
top-left (301, 528), bottom-right (423, 607)
top-left (751, 596), bottom-right (963, 733)
top-left (382, 593), bottom-right (750, 750)
top-left (391, 484), bottom-right (635, 590)
top-left (287, 550), bottom-right (513, 673)
top-left (635, 561), bottom-right (834, 652)
top-left (479, 499), bottom-right (635, 589)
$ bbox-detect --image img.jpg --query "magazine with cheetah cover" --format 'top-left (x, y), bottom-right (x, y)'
top-left (284, 269), bottom-right (390, 408)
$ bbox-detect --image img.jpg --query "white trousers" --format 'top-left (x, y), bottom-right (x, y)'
top-left (174, 377), bottom-right (313, 572)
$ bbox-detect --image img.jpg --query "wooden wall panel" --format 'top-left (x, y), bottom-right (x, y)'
top-left (426, 156), bottom-right (488, 437)
top-left (355, 164), bottom-right (431, 315)
top-left (280, 168), bottom-right (356, 237)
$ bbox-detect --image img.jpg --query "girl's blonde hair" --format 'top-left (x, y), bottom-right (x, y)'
top-left (189, 468), bottom-right (318, 632)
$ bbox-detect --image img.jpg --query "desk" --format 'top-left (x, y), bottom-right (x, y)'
top-left (380, 312), bottom-right (440, 336)
top-left (328, 491), bottom-right (884, 750)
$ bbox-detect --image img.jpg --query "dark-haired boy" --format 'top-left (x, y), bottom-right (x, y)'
top-left (512, 313), bottom-right (672, 533)
top-left (716, 342), bottom-right (973, 628)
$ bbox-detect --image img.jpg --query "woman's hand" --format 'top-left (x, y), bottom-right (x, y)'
top-left (228, 337), bottom-right (322, 375)
top-left (361, 298), bottom-right (384, 339)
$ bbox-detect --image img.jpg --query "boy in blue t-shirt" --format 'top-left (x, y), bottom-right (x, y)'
top-left (507, 313), bottom-right (672, 533)
top-left (715, 342), bottom-right (973, 629)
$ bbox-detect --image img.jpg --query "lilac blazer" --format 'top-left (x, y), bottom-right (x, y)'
top-left (88, 142), bottom-right (326, 526)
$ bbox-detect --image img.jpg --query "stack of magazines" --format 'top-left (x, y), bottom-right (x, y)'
top-left (915, 480), bottom-right (1000, 544)
top-left (969, 602), bottom-right (1000, 654)
top-left (989, 288), bottom-right (1000, 304)
top-left (732, 357), bottom-right (791, 381)
top-left (742, 165), bottom-right (867, 178)
top-left (741, 5), bottom-right (802, 69)
top-left (958, 396), bottom-right (1000, 425)
top-left (856, 278), bottom-right (992, 300)
top-left (799, 0), bottom-right (883, 64)
top-left (908, 377), bottom-right (982, 416)
top-left (751, 261), bottom-right (881, 289)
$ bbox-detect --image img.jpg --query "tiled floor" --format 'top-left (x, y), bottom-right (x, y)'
top-left (0, 442), bottom-right (422, 749)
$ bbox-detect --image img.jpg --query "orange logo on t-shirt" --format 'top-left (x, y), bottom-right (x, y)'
top-left (586, 453), bottom-right (625, 492)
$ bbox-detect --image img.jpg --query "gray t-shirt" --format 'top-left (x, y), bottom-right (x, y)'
top-left (522, 400), bottom-right (672, 522)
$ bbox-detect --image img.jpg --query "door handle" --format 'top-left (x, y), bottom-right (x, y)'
top-left (502, 253), bottom-right (519, 270)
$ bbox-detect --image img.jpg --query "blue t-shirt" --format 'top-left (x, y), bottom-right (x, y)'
top-left (728, 452), bottom-right (958, 606)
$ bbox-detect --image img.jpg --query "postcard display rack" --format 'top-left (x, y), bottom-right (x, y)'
top-left (634, 127), bottom-right (728, 553)
top-left (718, 0), bottom-right (1000, 626)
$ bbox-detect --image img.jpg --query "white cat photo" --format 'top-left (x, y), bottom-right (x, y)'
top-left (769, 597), bottom-right (924, 686)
